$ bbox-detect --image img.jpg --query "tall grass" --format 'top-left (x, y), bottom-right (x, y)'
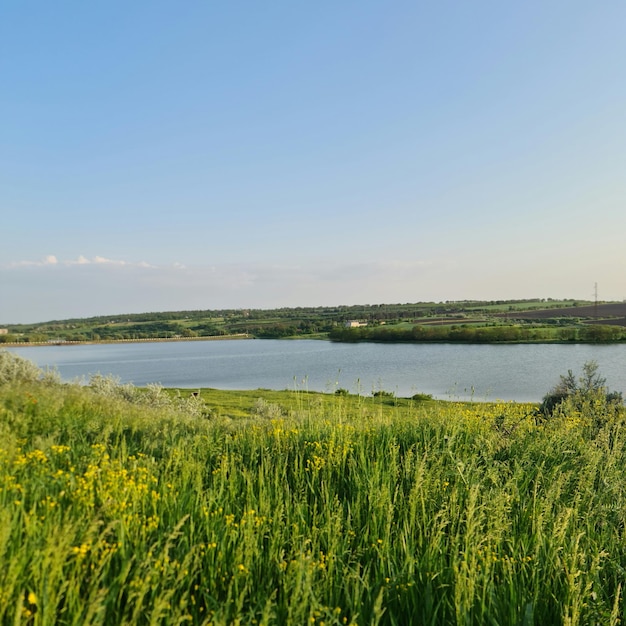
top-left (1, 351), bottom-right (625, 624)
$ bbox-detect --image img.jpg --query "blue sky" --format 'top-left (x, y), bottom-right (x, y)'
top-left (2, 1), bottom-right (625, 323)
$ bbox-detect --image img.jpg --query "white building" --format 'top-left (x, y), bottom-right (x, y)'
top-left (344, 320), bottom-right (367, 328)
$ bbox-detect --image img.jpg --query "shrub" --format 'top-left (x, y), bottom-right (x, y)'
top-left (253, 397), bottom-right (284, 419)
top-left (539, 360), bottom-right (624, 432)
top-left (372, 390), bottom-right (395, 398)
top-left (0, 349), bottom-right (60, 385)
top-left (411, 392), bottom-right (433, 402)
top-left (87, 373), bottom-right (207, 418)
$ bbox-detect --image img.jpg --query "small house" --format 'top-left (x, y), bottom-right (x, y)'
top-left (344, 320), bottom-right (367, 328)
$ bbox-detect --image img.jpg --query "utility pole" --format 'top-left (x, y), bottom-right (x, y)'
top-left (594, 282), bottom-right (598, 320)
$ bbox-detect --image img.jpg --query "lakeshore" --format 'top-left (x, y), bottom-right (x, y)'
top-left (0, 333), bottom-right (251, 347)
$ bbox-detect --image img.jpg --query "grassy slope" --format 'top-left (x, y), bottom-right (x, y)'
top-left (1, 372), bottom-right (626, 624)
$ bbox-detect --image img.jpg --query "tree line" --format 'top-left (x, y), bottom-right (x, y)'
top-left (329, 324), bottom-right (626, 343)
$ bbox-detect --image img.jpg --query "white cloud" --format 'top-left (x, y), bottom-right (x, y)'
top-left (9, 254), bottom-right (59, 267)
top-left (5, 255), bottom-right (156, 269)
top-left (93, 256), bottom-right (126, 266)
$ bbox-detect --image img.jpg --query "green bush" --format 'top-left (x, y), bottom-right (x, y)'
top-left (539, 361), bottom-right (624, 433)
top-left (372, 390), bottom-right (395, 398)
top-left (411, 392), bottom-right (433, 402)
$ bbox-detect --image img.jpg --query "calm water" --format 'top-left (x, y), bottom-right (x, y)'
top-left (6, 339), bottom-right (626, 402)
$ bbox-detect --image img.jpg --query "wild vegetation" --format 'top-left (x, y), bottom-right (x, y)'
top-left (329, 322), bottom-right (626, 343)
top-left (2, 350), bottom-right (626, 624)
top-left (538, 360), bottom-right (624, 425)
top-left (4, 298), bottom-right (626, 344)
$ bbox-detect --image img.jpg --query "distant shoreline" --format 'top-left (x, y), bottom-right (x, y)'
top-left (4, 333), bottom-right (626, 348)
top-left (0, 333), bottom-right (252, 348)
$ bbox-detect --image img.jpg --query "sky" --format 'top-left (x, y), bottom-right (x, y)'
top-left (2, 1), bottom-right (626, 323)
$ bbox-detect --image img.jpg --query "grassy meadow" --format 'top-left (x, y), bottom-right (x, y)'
top-left (1, 351), bottom-right (626, 624)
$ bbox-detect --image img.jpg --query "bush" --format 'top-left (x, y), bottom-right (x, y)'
top-left (372, 390), bottom-right (395, 398)
top-left (87, 373), bottom-right (207, 418)
top-left (411, 392), bottom-right (433, 402)
top-left (253, 397), bottom-right (284, 419)
top-left (539, 360), bottom-right (623, 433)
top-left (0, 349), bottom-right (60, 385)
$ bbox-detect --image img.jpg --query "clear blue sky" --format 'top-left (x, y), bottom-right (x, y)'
top-left (2, 1), bottom-right (625, 323)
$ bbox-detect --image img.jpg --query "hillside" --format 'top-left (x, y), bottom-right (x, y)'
top-left (2, 298), bottom-right (615, 344)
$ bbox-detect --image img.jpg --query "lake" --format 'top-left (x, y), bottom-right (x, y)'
top-left (6, 339), bottom-right (626, 402)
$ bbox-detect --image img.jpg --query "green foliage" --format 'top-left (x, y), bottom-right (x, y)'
top-left (330, 321), bottom-right (626, 344)
top-left (90, 321), bottom-right (188, 340)
top-left (329, 323), bottom-right (554, 343)
top-left (3, 356), bottom-right (626, 623)
top-left (579, 324), bottom-right (626, 342)
top-left (411, 392), bottom-right (433, 402)
top-left (188, 322), bottom-right (225, 336)
top-left (539, 361), bottom-right (624, 432)
top-left (372, 390), bottom-right (395, 398)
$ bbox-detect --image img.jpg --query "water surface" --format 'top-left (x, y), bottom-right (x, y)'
top-left (7, 339), bottom-right (626, 402)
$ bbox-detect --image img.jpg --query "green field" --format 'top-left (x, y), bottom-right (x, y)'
top-left (1, 351), bottom-right (626, 624)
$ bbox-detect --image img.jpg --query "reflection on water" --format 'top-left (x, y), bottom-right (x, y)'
top-left (6, 339), bottom-right (626, 402)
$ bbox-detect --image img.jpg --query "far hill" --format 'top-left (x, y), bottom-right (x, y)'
top-left (4, 298), bottom-right (626, 344)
